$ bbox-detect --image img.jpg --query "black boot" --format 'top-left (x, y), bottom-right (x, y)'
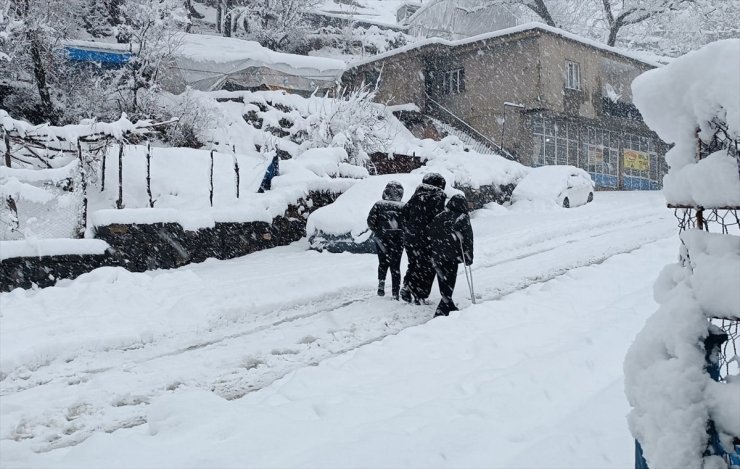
top-left (399, 287), bottom-right (412, 303)
top-left (377, 280), bottom-right (385, 297)
top-left (391, 288), bottom-right (399, 301)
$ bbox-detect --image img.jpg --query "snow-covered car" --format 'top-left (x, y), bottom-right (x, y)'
top-left (512, 165), bottom-right (595, 208)
top-left (306, 173), bottom-right (458, 253)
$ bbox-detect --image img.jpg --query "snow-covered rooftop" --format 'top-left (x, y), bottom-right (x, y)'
top-left (348, 22), bottom-right (663, 69)
top-left (176, 33), bottom-right (346, 74)
top-left (169, 34), bottom-right (346, 92)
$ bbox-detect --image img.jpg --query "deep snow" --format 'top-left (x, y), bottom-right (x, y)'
top-left (0, 192), bottom-right (677, 467)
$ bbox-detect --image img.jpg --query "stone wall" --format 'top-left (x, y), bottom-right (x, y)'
top-left (1, 191), bottom-right (339, 292)
top-left (369, 152), bottom-right (425, 175)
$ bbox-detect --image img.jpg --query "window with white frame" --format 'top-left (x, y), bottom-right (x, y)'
top-left (566, 61), bottom-right (581, 90)
top-left (442, 68), bottom-right (465, 94)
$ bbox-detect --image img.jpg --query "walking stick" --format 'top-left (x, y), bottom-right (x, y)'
top-left (459, 237), bottom-right (476, 304)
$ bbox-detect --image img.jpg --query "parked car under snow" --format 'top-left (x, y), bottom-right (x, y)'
top-left (512, 165), bottom-right (595, 208)
top-left (306, 174), bottom-right (460, 253)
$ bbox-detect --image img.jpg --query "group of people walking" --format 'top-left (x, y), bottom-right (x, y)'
top-left (366, 172), bottom-right (474, 317)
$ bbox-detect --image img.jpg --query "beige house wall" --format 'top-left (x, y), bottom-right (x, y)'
top-left (428, 36), bottom-right (541, 161)
top-left (348, 53), bottom-right (428, 109)
top-left (536, 34), bottom-right (652, 118)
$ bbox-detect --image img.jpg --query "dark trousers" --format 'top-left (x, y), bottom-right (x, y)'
top-left (375, 237), bottom-right (403, 294)
top-left (403, 241), bottom-right (436, 300)
top-left (433, 259), bottom-right (459, 315)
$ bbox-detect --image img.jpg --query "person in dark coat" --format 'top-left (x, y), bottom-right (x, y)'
top-left (367, 181), bottom-right (405, 299)
top-left (399, 172), bottom-right (447, 304)
top-left (428, 193), bottom-right (474, 317)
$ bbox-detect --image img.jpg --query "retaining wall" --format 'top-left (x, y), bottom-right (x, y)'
top-left (1, 191), bottom-right (339, 292)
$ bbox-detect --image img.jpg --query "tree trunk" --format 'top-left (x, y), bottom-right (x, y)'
top-left (526, 0), bottom-right (557, 28)
top-left (28, 31), bottom-right (55, 123)
top-left (221, 0), bottom-right (233, 37)
top-left (216, 2), bottom-right (222, 33)
top-left (607, 22), bottom-right (620, 46)
top-left (223, 10), bottom-right (232, 37)
top-left (106, 0), bottom-right (124, 24)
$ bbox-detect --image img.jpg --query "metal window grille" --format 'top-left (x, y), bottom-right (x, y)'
top-left (442, 68), bottom-right (464, 95)
top-left (566, 61), bottom-right (581, 90)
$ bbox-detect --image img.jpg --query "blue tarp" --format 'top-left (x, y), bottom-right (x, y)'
top-left (65, 46), bottom-right (132, 65)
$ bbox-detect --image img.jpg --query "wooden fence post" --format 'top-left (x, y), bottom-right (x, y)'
top-left (77, 140), bottom-right (88, 237)
top-left (210, 149), bottom-right (214, 207)
top-left (101, 143), bottom-right (107, 191)
top-left (4, 131), bottom-right (11, 168)
top-left (233, 145), bottom-right (240, 199)
top-left (147, 143), bottom-right (154, 207)
top-left (116, 143), bottom-right (124, 209)
top-left (696, 209), bottom-right (704, 231)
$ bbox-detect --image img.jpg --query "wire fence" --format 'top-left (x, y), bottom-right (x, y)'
top-left (2, 183), bottom-right (83, 240)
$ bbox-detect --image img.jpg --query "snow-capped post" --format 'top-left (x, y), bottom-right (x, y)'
top-left (100, 144), bottom-right (107, 192)
top-left (210, 149), bottom-right (214, 207)
top-left (116, 144), bottom-right (124, 209)
top-left (146, 142), bottom-right (153, 208)
top-left (233, 144), bottom-right (240, 199)
top-left (77, 139), bottom-right (88, 237)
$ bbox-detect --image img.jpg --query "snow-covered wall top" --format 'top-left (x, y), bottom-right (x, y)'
top-left (85, 145), bottom-right (357, 232)
top-left (0, 239), bottom-right (110, 261)
top-left (632, 39), bottom-right (740, 207)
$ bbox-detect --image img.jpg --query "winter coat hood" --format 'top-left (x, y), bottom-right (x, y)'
top-left (382, 181), bottom-right (404, 202)
top-left (446, 194), bottom-right (469, 214)
top-left (422, 172), bottom-right (446, 190)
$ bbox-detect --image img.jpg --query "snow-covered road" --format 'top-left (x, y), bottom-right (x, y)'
top-left (1, 192), bottom-right (677, 467)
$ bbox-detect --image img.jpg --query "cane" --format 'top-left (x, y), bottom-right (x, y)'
top-left (459, 237), bottom-right (476, 304)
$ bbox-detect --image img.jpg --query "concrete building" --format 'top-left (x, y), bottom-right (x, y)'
top-left (344, 24), bottom-right (668, 190)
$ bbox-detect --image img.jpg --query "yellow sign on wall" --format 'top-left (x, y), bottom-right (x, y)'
top-left (623, 150), bottom-right (650, 171)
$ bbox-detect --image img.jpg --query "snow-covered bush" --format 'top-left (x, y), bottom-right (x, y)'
top-left (223, 0), bottom-right (320, 53)
top-left (306, 86), bottom-right (391, 166)
top-left (312, 25), bottom-right (410, 57)
top-left (158, 90), bottom-right (218, 149)
top-left (624, 39), bottom-right (740, 469)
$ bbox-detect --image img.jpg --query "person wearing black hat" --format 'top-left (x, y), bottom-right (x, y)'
top-left (399, 172), bottom-right (447, 304)
top-left (428, 193), bottom-right (474, 317)
top-left (367, 181), bottom-right (405, 300)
